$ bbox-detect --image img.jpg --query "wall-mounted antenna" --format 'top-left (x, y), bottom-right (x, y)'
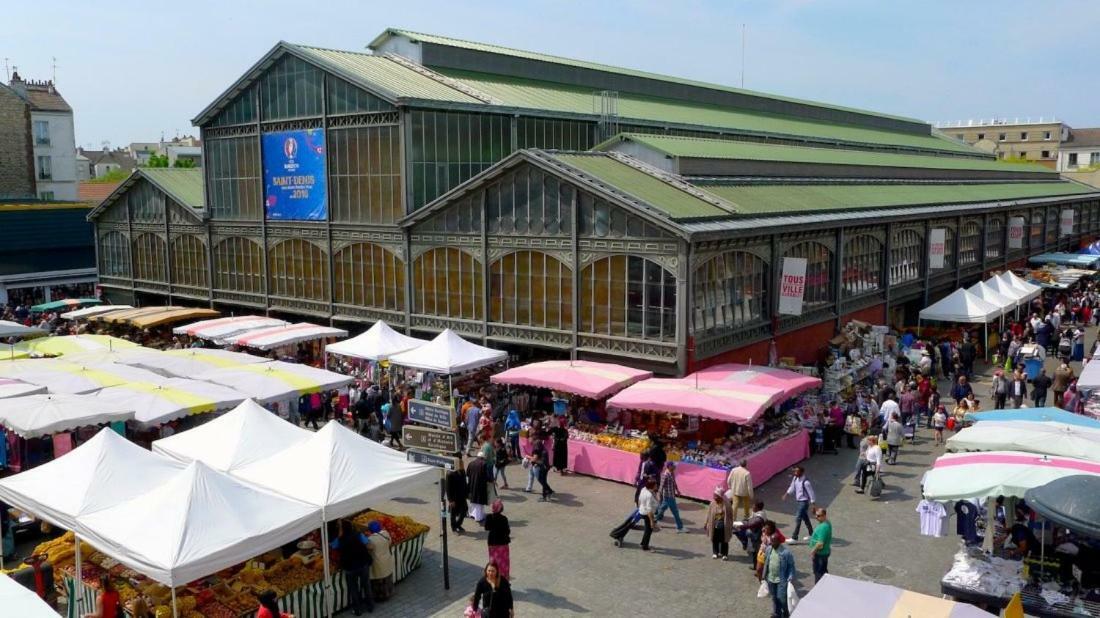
top-left (741, 24), bottom-right (746, 88)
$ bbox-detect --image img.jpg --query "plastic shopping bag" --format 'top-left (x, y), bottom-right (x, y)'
top-left (787, 582), bottom-right (800, 612)
top-left (757, 580), bottom-right (769, 598)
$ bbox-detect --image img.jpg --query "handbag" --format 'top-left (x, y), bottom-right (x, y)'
top-left (870, 474), bottom-right (884, 498)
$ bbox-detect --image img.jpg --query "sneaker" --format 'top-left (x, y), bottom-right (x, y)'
top-left (803, 536), bottom-right (812, 542)
top-left (676, 528), bottom-right (686, 534)
top-left (721, 555), bottom-right (729, 561)
top-left (712, 554), bottom-right (719, 559)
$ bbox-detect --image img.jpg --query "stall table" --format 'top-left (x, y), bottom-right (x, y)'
top-left (943, 580), bottom-right (1100, 618)
top-left (523, 430), bottom-right (809, 501)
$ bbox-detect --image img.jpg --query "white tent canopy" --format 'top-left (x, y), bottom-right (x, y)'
top-left (77, 460), bottom-right (320, 586)
top-left (0, 360), bottom-right (166, 395)
top-left (967, 281), bottom-right (1016, 315)
top-left (388, 328), bottom-right (507, 374)
top-left (224, 322), bottom-right (348, 351)
top-left (95, 378), bottom-right (247, 427)
top-left (1000, 271), bottom-right (1042, 299)
top-left (0, 378), bottom-right (46, 399)
top-left (0, 573), bottom-right (60, 617)
top-left (195, 361), bottom-right (351, 405)
top-left (325, 320), bottom-right (425, 361)
top-left (60, 305), bottom-right (133, 320)
top-left (918, 288), bottom-right (1002, 324)
top-left (128, 348), bottom-right (270, 379)
top-left (1077, 359), bottom-right (1100, 392)
top-left (922, 450), bottom-right (1100, 500)
top-left (0, 394), bottom-right (134, 439)
top-left (153, 399), bottom-right (311, 471)
top-left (947, 420), bottom-right (1100, 463)
top-left (173, 315), bottom-right (289, 341)
top-left (0, 320), bottom-right (45, 339)
top-left (986, 275), bottom-right (1031, 304)
top-left (0, 429), bottom-right (183, 530)
top-left (233, 421), bottom-right (437, 521)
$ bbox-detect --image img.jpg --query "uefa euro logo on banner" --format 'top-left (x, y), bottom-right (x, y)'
top-left (263, 128), bottom-right (327, 220)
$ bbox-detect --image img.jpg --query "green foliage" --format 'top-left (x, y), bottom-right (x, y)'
top-left (172, 158), bottom-right (196, 168)
top-left (88, 168), bottom-right (130, 183)
top-left (144, 153), bottom-right (170, 168)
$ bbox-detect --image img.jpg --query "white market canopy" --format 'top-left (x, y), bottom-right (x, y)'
top-left (77, 460), bottom-right (320, 587)
top-left (388, 328), bottom-right (507, 374)
top-left (922, 450), bottom-right (1100, 500)
top-left (95, 378), bottom-right (247, 427)
top-left (0, 429), bottom-right (183, 530)
top-left (60, 305), bottom-right (133, 320)
top-left (325, 320), bottom-right (425, 361)
top-left (153, 399), bottom-right (311, 472)
top-left (947, 420), bottom-right (1100, 463)
top-left (918, 287), bottom-right (1001, 324)
top-left (172, 315), bottom-right (289, 341)
top-left (128, 348), bottom-right (271, 379)
top-left (966, 281), bottom-right (1016, 315)
top-left (0, 573), bottom-right (60, 617)
top-left (0, 394), bottom-right (134, 439)
top-left (224, 322), bottom-right (348, 351)
top-left (1076, 358), bottom-right (1100, 392)
top-left (233, 421), bottom-right (437, 521)
top-left (0, 360), bottom-right (167, 395)
top-left (985, 275), bottom-right (1031, 304)
top-left (195, 361), bottom-right (352, 405)
top-left (999, 271), bottom-right (1042, 300)
top-left (0, 378), bottom-right (46, 399)
top-left (0, 320), bottom-right (46, 339)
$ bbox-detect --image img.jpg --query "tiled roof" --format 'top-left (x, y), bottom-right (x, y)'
top-left (78, 181), bottom-right (122, 205)
top-left (1065, 128), bottom-right (1100, 149)
top-left (24, 86), bottom-right (71, 112)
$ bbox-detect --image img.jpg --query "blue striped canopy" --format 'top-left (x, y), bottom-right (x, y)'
top-left (967, 407), bottom-right (1100, 430)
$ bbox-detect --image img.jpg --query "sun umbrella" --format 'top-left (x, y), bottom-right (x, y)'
top-left (923, 450), bottom-right (1100, 500)
top-left (947, 420), bottom-right (1100, 462)
top-left (195, 361), bottom-right (351, 405)
top-left (0, 393), bottom-right (134, 439)
top-left (0, 360), bottom-right (165, 394)
top-left (30, 298), bottom-right (101, 313)
top-left (95, 378), bottom-right (248, 427)
top-left (1025, 475), bottom-right (1100, 539)
top-left (491, 360), bottom-right (651, 399)
top-left (0, 572), bottom-right (60, 618)
top-left (130, 348), bottom-right (270, 379)
top-left (966, 407), bottom-right (1100, 430)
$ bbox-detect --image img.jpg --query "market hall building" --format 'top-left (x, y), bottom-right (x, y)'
top-left (89, 28), bottom-right (1100, 375)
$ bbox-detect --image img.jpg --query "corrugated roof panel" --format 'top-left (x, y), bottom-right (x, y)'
top-left (609, 133), bottom-right (1052, 175)
top-left (551, 153), bottom-right (730, 219)
top-left (140, 168), bottom-right (205, 209)
top-left (696, 181), bottom-right (1095, 215)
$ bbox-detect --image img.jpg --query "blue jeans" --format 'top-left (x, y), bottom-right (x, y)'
top-left (1034, 394), bottom-right (1047, 407)
top-left (654, 496), bottom-right (683, 530)
top-left (812, 552), bottom-right (829, 583)
top-left (496, 464), bottom-right (508, 487)
top-left (792, 500), bottom-right (813, 539)
top-left (525, 465), bottom-right (537, 491)
top-left (768, 581), bottom-right (789, 618)
top-left (345, 566), bottom-right (374, 613)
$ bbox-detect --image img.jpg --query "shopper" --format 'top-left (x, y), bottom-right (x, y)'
top-left (990, 370), bottom-right (1008, 411)
top-left (636, 477), bottom-right (659, 551)
top-left (255, 591), bottom-right (292, 618)
top-left (782, 466), bottom-right (816, 542)
top-left (504, 410), bottom-right (521, 459)
top-left (483, 499), bottom-right (512, 579)
top-left (885, 412), bottom-right (904, 465)
top-left (950, 375), bottom-right (972, 406)
top-left (1032, 368), bottom-right (1052, 407)
top-left (654, 461), bottom-right (685, 532)
top-left (465, 400), bottom-right (482, 453)
top-left (704, 488), bottom-right (734, 559)
top-left (467, 451), bottom-right (492, 523)
top-left (446, 457), bottom-right (469, 533)
top-left (83, 574), bottom-right (121, 618)
top-left (726, 459), bottom-right (754, 519)
top-left (470, 561), bottom-right (514, 618)
top-left (856, 436), bottom-right (883, 494)
top-left (493, 437), bottom-right (510, 489)
top-left (533, 449), bottom-right (554, 502)
top-left (365, 521), bottom-right (394, 602)
top-left (755, 520), bottom-right (786, 580)
top-left (762, 533), bottom-right (795, 618)
top-left (550, 415), bottom-right (569, 473)
top-left (809, 507), bottom-right (832, 583)
top-left (332, 520), bottom-right (374, 615)
top-left (1009, 369), bottom-right (1028, 409)
top-left (932, 405), bottom-right (947, 446)
top-left (1053, 361), bottom-right (1075, 407)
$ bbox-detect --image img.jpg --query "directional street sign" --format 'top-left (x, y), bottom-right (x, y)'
top-left (402, 425), bottom-right (460, 454)
top-left (407, 399), bottom-right (455, 430)
top-left (407, 449), bottom-right (460, 471)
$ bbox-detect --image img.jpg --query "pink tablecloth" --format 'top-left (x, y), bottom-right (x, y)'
top-left (521, 429), bottom-right (809, 501)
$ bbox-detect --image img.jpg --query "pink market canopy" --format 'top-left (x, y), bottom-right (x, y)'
top-left (606, 377), bottom-right (786, 425)
top-left (922, 450), bottom-right (1100, 500)
top-left (693, 364), bottom-right (821, 399)
top-left (491, 360), bottom-right (652, 399)
top-left (172, 315), bottom-right (289, 341)
top-left (224, 322), bottom-right (348, 351)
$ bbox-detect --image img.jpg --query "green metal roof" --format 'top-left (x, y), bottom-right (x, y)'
top-left (371, 28), bottom-right (922, 125)
top-left (140, 168), bottom-right (205, 209)
top-left (432, 68), bottom-right (979, 156)
top-left (604, 133), bottom-right (1054, 175)
top-left (695, 181), bottom-right (1095, 215)
top-left (549, 153), bottom-right (732, 219)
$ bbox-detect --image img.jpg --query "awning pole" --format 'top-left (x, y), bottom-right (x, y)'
top-left (320, 516), bottom-right (333, 618)
top-left (171, 585), bottom-right (178, 618)
top-left (74, 533), bottom-right (83, 610)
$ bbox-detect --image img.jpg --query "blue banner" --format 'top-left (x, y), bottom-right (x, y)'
top-left (263, 128), bottom-right (327, 220)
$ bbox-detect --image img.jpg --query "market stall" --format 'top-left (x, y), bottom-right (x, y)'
top-left (0, 394), bottom-right (133, 440)
top-left (967, 407), bottom-right (1100, 430)
top-left (0, 378), bottom-right (46, 399)
top-left (0, 572), bottom-right (60, 617)
top-left (126, 348), bottom-right (271, 379)
top-left (95, 378), bottom-right (248, 428)
top-left (173, 315), bottom-right (289, 342)
top-left (967, 280), bottom-right (1018, 317)
top-left (0, 360), bottom-right (165, 395)
top-left (918, 287), bottom-right (1002, 352)
top-left (388, 328), bottom-right (508, 404)
top-left (223, 322), bottom-right (348, 355)
top-left (10, 335), bottom-right (140, 358)
top-left (490, 360), bottom-right (651, 400)
top-left (1029, 252), bottom-right (1100, 269)
top-left (59, 305), bottom-right (132, 321)
top-left (922, 451), bottom-right (1100, 502)
top-left (324, 320), bottom-right (425, 362)
top-left (999, 270), bottom-right (1044, 300)
top-left (0, 320), bottom-right (46, 340)
top-left (947, 420), bottom-right (1100, 463)
top-left (194, 361), bottom-right (351, 414)
top-left (30, 299), bottom-right (101, 314)
top-left (792, 574), bottom-right (992, 618)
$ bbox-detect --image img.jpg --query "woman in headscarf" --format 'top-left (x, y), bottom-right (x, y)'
top-left (550, 414), bottom-right (569, 474)
top-left (703, 487), bottom-right (734, 560)
top-left (365, 520), bottom-right (395, 601)
top-left (478, 406), bottom-right (494, 446)
top-left (483, 499), bottom-right (512, 579)
top-left (504, 410), bottom-right (522, 459)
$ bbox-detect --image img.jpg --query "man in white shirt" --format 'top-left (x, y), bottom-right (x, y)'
top-left (635, 477), bottom-right (659, 551)
top-left (880, 395), bottom-right (900, 426)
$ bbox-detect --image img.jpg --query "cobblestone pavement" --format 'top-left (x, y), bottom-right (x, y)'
top-left (363, 328), bottom-right (1095, 617)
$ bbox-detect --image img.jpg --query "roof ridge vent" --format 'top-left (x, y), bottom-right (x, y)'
top-left (382, 53), bottom-right (502, 105)
top-left (603, 151), bottom-right (739, 214)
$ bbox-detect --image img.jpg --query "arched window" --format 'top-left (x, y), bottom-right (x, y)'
top-left (785, 242), bottom-right (833, 308)
top-left (128, 181), bottom-right (163, 223)
top-left (1030, 212), bottom-right (1044, 249)
top-left (581, 255), bottom-right (676, 341)
top-left (213, 237), bottom-right (264, 293)
top-left (412, 248), bottom-right (483, 320)
top-left (936, 227), bottom-right (956, 270)
top-left (171, 235), bottom-right (208, 288)
top-left (98, 232), bottom-right (130, 278)
top-left (693, 251), bottom-right (767, 332)
top-left (985, 218), bottom-right (1004, 259)
top-left (268, 239), bottom-right (328, 301)
top-left (489, 251), bottom-right (573, 330)
top-left (333, 243), bottom-right (405, 311)
top-left (132, 233), bottom-right (167, 282)
top-left (890, 229), bottom-right (923, 285)
top-left (959, 221), bottom-right (981, 266)
top-left (1046, 208), bottom-right (1059, 244)
top-left (842, 235), bottom-right (882, 298)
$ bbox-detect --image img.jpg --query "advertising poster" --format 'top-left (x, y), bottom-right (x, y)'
top-left (778, 257), bottom-right (807, 316)
top-left (1007, 216), bottom-right (1025, 249)
top-left (262, 128), bottom-right (327, 221)
top-left (929, 228), bottom-right (946, 269)
top-left (1061, 209), bottom-right (1075, 237)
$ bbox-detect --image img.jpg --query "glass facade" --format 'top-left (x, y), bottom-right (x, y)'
top-left (487, 166), bottom-right (573, 236)
top-left (206, 137), bottom-right (261, 220)
top-left (327, 76), bottom-right (395, 115)
top-left (1030, 212), bottom-right (1043, 249)
top-left (260, 55), bottom-right (323, 121)
top-left (98, 232), bottom-right (130, 278)
top-left (985, 217), bottom-right (1004, 259)
top-left (959, 221), bottom-right (981, 266)
top-left (489, 251), bottom-right (573, 330)
top-left (128, 182), bottom-right (163, 223)
top-left (1046, 208), bottom-right (1058, 244)
top-left (412, 248), bottom-right (483, 320)
top-left (268, 239), bottom-right (328, 301)
top-left (785, 242), bottom-right (832, 309)
top-left (842, 235), bottom-right (882, 297)
top-left (516, 117), bottom-right (597, 150)
top-left (210, 86), bottom-right (256, 127)
top-left (409, 110), bottom-right (512, 209)
top-left (579, 192), bottom-right (672, 239)
top-left (890, 229), bottom-right (923, 285)
top-left (333, 243), bottom-right (405, 311)
top-left (580, 255), bottom-right (676, 342)
top-left (692, 251), bottom-right (767, 333)
top-left (213, 237), bottom-right (264, 294)
top-left (328, 125), bottom-right (402, 224)
top-left (171, 235), bottom-right (208, 288)
top-left (132, 233), bottom-right (167, 282)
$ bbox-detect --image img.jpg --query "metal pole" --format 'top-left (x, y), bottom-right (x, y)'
top-left (320, 517), bottom-right (333, 618)
top-left (171, 586), bottom-right (178, 618)
top-left (440, 468), bottom-right (450, 590)
top-left (74, 533), bottom-right (83, 611)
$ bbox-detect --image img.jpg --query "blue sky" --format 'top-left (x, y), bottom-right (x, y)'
top-left (5, 0), bottom-right (1098, 147)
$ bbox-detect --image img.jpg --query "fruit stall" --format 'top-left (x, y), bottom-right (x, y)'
top-left (45, 510), bottom-right (430, 618)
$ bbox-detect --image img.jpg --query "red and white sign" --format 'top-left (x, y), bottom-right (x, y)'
top-left (1007, 216), bottom-right (1025, 249)
top-left (778, 257), bottom-right (807, 316)
top-left (1061, 209), bottom-right (1075, 237)
top-left (929, 228), bottom-right (946, 269)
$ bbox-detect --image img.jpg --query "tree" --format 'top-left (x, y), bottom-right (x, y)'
top-left (144, 153), bottom-right (169, 168)
top-left (88, 168), bottom-right (130, 183)
top-left (172, 158), bottom-right (196, 168)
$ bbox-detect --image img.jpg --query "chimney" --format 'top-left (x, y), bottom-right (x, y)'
top-left (9, 68), bottom-right (26, 97)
